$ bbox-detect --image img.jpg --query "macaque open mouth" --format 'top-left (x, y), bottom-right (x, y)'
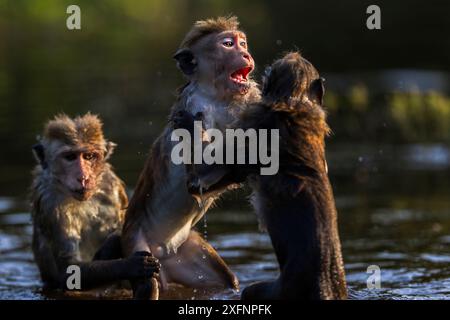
top-left (230, 66), bottom-right (252, 84)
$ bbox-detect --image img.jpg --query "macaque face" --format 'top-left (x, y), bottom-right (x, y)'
top-left (195, 31), bottom-right (255, 98)
top-left (53, 145), bottom-right (104, 201)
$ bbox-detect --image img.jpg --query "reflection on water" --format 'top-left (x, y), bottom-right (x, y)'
top-left (0, 144), bottom-right (449, 300)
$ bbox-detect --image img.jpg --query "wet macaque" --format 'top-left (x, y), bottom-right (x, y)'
top-left (31, 114), bottom-right (160, 293)
top-left (184, 52), bottom-right (348, 299)
top-left (121, 16), bottom-right (260, 299)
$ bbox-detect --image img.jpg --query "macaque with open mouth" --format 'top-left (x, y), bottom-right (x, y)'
top-left (120, 16), bottom-right (261, 299)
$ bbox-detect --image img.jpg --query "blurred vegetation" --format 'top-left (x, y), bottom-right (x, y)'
top-left (325, 87), bottom-right (450, 143)
top-left (390, 90), bottom-right (450, 142)
top-left (0, 0), bottom-right (448, 196)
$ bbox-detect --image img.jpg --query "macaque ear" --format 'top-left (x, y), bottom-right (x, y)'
top-left (32, 143), bottom-right (47, 169)
top-left (309, 77), bottom-right (325, 105)
top-left (104, 141), bottom-right (117, 160)
top-left (173, 48), bottom-right (197, 76)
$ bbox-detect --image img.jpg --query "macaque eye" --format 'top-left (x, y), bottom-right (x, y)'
top-left (83, 152), bottom-right (98, 161)
top-left (240, 40), bottom-right (247, 48)
top-left (63, 152), bottom-right (77, 162)
top-left (222, 38), bottom-right (234, 47)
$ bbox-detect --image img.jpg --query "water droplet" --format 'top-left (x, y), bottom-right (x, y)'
top-left (198, 275), bottom-right (204, 280)
top-left (203, 214), bottom-right (208, 240)
top-left (358, 156), bottom-right (364, 162)
top-left (202, 254), bottom-right (206, 260)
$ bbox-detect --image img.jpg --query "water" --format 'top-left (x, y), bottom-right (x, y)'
top-left (0, 144), bottom-right (449, 300)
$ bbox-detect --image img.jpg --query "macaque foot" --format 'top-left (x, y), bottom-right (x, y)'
top-left (126, 251), bottom-right (161, 280)
top-left (132, 277), bottom-right (159, 300)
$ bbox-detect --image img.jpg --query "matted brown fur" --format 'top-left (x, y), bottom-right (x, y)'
top-left (121, 16), bottom-right (260, 296)
top-left (179, 15), bottom-right (240, 49)
top-left (43, 113), bottom-right (107, 150)
top-left (31, 113), bottom-right (129, 289)
top-left (122, 15), bottom-right (260, 244)
top-left (238, 52), bottom-right (346, 299)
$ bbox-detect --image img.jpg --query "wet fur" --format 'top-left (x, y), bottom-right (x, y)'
top-left (31, 114), bottom-right (156, 291)
top-left (185, 52), bottom-right (347, 299)
top-left (122, 16), bottom-right (260, 297)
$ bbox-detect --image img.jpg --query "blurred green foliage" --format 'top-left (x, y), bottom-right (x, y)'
top-left (325, 87), bottom-right (450, 144)
top-left (390, 90), bottom-right (450, 142)
top-left (0, 0), bottom-right (448, 196)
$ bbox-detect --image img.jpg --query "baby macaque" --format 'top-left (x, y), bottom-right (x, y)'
top-left (31, 113), bottom-right (160, 293)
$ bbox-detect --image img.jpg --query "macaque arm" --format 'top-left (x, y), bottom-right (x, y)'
top-left (90, 232), bottom-right (159, 300)
top-left (54, 236), bottom-right (159, 291)
top-left (171, 110), bottom-right (253, 194)
top-left (93, 232), bottom-right (122, 260)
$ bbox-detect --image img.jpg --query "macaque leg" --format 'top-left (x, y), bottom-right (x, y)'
top-left (162, 231), bottom-right (239, 290)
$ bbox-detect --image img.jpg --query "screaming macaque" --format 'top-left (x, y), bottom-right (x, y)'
top-left (182, 52), bottom-right (348, 299)
top-left (31, 114), bottom-right (160, 293)
top-left (121, 16), bottom-right (260, 299)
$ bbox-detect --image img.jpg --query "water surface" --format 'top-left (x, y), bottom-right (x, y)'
top-left (0, 144), bottom-right (449, 300)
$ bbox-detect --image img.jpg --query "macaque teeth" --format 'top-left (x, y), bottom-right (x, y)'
top-left (231, 73), bottom-right (248, 84)
top-left (230, 67), bottom-right (251, 84)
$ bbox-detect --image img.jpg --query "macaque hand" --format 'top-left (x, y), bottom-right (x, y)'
top-left (125, 251), bottom-right (161, 280)
top-left (187, 166), bottom-right (230, 196)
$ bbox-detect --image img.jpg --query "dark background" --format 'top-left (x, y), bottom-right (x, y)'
top-left (0, 0), bottom-right (449, 300)
top-left (0, 0), bottom-right (448, 196)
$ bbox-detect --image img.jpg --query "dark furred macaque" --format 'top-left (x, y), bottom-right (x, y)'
top-left (182, 52), bottom-right (348, 299)
top-left (31, 114), bottom-right (160, 293)
top-left (121, 16), bottom-right (260, 299)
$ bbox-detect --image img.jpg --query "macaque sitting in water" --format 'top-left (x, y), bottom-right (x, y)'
top-left (121, 16), bottom-right (260, 299)
top-left (30, 113), bottom-right (160, 294)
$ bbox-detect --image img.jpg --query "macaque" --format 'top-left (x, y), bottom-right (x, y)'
top-left (181, 52), bottom-right (348, 299)
top-left (31, 113), bottom-right (160, 293)
top-left (121, 16), bottom-right (260, 299)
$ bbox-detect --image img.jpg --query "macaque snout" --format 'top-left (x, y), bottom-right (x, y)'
top-left (71, 176), bottom-right (90, 200)
top-left (70, 176), bottom-right (94, 201)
